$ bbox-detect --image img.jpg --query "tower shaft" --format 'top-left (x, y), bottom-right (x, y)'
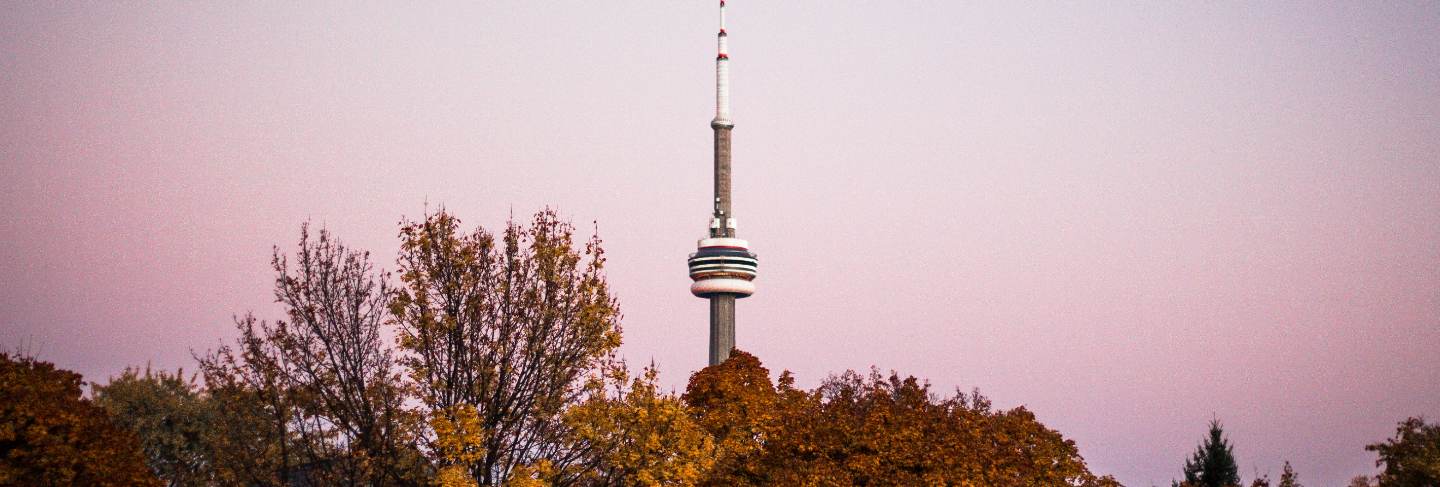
top-left (709, 295), bottom-right (735, 366)
top-left (688, 0), bottom-right (754, 368)
top-left (712, 125), bottom-right (733, 238)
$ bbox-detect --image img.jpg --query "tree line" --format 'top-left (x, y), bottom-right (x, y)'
top-left (1168, 417), bottom-right (1439, 487)
top-left (2, 208), bottom-right (1437, 486)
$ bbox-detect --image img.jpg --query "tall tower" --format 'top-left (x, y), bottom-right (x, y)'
top-left (687, 0), bottom-right (758, 367)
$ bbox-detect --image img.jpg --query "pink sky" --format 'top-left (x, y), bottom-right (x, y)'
top-left (3, 2), bottom-right (1437, 485)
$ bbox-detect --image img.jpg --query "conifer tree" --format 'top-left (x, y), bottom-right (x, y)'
top-left (1277, 461), bottom-right (1301, 487)
top-left (1182, 419), bottom-right (1241, 487)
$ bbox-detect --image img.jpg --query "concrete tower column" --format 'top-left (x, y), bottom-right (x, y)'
top-left (688, 0), bottom-right (755, 367)
top-left (712, 125), bottom-right (732, 238)
top-left (709, 295), bottom-right (736, 366)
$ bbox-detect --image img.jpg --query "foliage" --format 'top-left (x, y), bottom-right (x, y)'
top-left (438, 465), bottom-right (482, 487)
top-left (266, 224), bottom-right (423, 484)
top-left (0, 353), bottom-right (159, 486)
top-left (682, 350), bottom-right (1119, 487)
top-left (1348, 475), bottom-right (1376, 487)
top-left (1277, 461), bottom-right (1301, 487)
top-left (92, 367), bottom-right (211, 486)
top-left (432, 404), bottom-right (487, 481)
top-left (505, 461), bottom-right (555, 487)
top-left (197, 223), bottom-right (426, 485)
top-left (392, 208), bottom-right (622, 485)
top-left (680, 350), bottom-right (778, 485)
top-left (563, 365), bottom-right (714, 486)
top-left (196, 314), bottom-right (307, 486)
top-left (1366, 417), bottom-right (1440, 487)
top-left (1181, 419), bottom-right (1241, 487)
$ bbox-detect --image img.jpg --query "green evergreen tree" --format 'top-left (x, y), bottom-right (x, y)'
top-left (1182, 419), bottom-right (1241, 487)
top-left (1277, 461), bottom-right (1301, 487)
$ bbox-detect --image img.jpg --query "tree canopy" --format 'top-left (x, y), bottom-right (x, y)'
top-left (0, 353), bottom-right (158, 486)
top-left (1367, 417), bottom-right (1440, 487)
top-left (391, 209), bottom-right (623, 485)
top-left (92, 367), bottom-right (211, 485)
top-left (1180, 419), bottom-right (1241, 487)
top-left (683, 350), bottom-right (1121, 487)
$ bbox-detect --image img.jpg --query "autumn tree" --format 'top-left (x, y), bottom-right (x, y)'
top-left (561, 365), bottom-right (714, 486)
top-left (680, 350), bottom-right (779, 485)
top-left (198, 224), bottom-right (425, 485)
top-left (0, 353), bottom-right (159, 486)
top-left (683, 350), bottom-right (1119, 487)
top-left (392, 209), bottom-right (622, 485)
top-left (768, 370), bottom-right (1115, 486)
top-left (1181, 419), bottom-right (1242, 487)
top-left (92, 367), bottom-right (212, 486)
top-left (266, 224), bottom-right (424, 484)
top-left (197, 313), bottom-right (308, 486)
top-left (1366, 417), bottom-right (1440, 487)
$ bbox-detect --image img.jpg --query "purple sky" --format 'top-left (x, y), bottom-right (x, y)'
top-left (3, 2), bottom-right (1438, 485)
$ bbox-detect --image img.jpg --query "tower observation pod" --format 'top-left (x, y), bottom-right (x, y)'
top-left (688, 0), bottom-right (756, 367)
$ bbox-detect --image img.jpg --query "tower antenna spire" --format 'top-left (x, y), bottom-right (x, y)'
top-left (715, 0), bottom-right (730, 125)
top-left (689, 0), bottom-right (756, 367)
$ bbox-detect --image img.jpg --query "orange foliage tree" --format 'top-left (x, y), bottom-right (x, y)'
top-left (0, 353), bottom-right (159, 486)
top-left (683, 350), bottom-right (1121, 487)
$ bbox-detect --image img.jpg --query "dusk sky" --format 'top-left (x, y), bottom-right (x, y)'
top-left (3, 2), bottom-right (1438, 485)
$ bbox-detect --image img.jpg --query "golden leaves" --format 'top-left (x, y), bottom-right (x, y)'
top-left (432, 404), bottom-right (487, 467)
top-left (394, 208), bottom-right (625, 485)
top-left (564, 366), bottom-right (715, 487)
top-left (506, 460), bottom-right (554, 487)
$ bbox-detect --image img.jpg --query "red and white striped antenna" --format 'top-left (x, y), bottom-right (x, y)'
top-left (714, 0), bottom-right (731, 125)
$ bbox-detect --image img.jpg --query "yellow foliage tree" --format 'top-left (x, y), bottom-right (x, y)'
top-left (432, 404), bottom-right (486, 486)
top-left (392, 209), bottom-right (623, 485)
top-left (563, 366), bottom-right (715, 486)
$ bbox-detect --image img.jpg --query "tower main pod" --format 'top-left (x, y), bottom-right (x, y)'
top-left (687, 0), bottom-right (757, 367)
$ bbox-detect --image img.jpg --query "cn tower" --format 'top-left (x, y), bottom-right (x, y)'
top-left (687, 0), bottom-right (758, 367)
